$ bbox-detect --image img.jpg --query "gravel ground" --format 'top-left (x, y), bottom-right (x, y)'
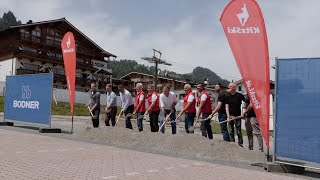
top-left (69, 115), bottom-right (265, 164)
top-left (0, 114), bottom-right (267, 164)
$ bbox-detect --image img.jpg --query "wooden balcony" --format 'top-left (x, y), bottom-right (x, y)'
top-left (16, 69), bottom-right (40, 75)
top-left (52, 74), bottom-right (66, 84)
top-left (14, 49), bottom-right (96, 71)
top-left (76, 77), bottom-right (88, 87)
top-left (20, 34), bottom-right (98, 57)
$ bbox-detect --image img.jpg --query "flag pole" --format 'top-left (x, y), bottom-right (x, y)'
top-left (71, 114), bottom-right (74, 134)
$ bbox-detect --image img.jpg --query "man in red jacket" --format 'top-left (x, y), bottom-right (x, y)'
top-left (133, 83), bottom-right (145, 132)
top-left (196, 83), bottom-right (213, 139)
top-left (178, 84), bottom-right (196, 133)
top-left (146, 84), bottom-right (160, 132)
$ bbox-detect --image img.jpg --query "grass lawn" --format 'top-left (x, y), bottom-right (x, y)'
top-left (0, 96), bottom-right (4, 112)
top-left (0, 96), bottom-right (110, 116)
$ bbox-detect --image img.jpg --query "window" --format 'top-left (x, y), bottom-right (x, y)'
top-left (76, 58), bottom-right (84, 63)
top-left (238, 86), bottom-right (242, 92)
top-left (47, 28), bottom-right (54, 35)
top-left (55, 31), bottom-right (62, 37)
top-left (52, 68), bottom-right (65, 75)
top-left (24, 63), bottom-right (39, 71)
top-left (51, 68), bottom-right (58, 74)
top-left (20, 29), bottom-right (30, 34)
top-left (46, 28), bottom-right (54, 35)
top-left (46, 36), bottom-right (55, 45)
top-left (20, 29), bottom-right (30, 39)
top-left (58, 69), bottom-right (65, 75)
top-left (76, 72), bottom-right (82, 78)
top-left (48, 52), bottom-right (55, 57)
top-left (32, 30), bottom-right (41, 37)
top-left (23, 46), bottom-right (37, 53)
top-left (56, 53), bottom-right (62, 59)
top-left (31, 30), bottom-right (41, 42)
top-left (55, 38), bottom-right (61, 46)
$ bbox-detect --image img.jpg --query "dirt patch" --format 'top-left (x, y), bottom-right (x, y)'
top-left (74, 122), bottom-right (265, 163)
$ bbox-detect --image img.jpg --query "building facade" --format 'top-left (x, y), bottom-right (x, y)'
top-left (0, 18), bottom-right (116, 92)
top-left (120, 72), bottom-right (186, 92)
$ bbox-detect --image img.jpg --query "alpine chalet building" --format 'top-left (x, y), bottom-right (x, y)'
top-left (0, 18), bottom-right (116, 92)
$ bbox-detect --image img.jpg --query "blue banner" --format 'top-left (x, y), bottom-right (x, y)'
top-left (275, 58), bottom-right (320, 164)
top-left (4, 73), bottom-right (53, 125)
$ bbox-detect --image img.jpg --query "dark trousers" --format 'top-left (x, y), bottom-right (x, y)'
top-left (124, 105), bottom-right (134, 129)
top-left (200, 113), bottom-right (213, 139)
top-left (105, 106), bottom-right (117, 126)
top-left (91, 108), bottom-right (100, 128)
top-left (149, 110), bottom-right (160, 132)
top-left (228, 116), bottom-right (243, 145)
top-left (159, 110), bottom-right (177, 134)
top-left (136, 112), bottom-right (145, 132)
top-left (185, 112), bottom-right (196, 133)
top-left (218, 113), bottom-right (230, 141)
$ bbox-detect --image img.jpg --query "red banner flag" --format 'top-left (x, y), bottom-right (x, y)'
top-left (61, 32), bottom-right (76, 116)
top-left (220, 0), bottom-right (270, 148)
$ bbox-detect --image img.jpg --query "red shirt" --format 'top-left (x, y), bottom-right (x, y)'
top-left (198, 90), bottom-right (212, 113)
top-left (134, 91), bottom-right (146, 112)
top-left (147, 91), bottom-right (160, 112)
top-left (183, 91), bottom-right (196, 113)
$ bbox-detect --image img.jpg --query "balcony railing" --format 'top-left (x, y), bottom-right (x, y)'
top-left (54, 74), bottom-right (66, 83)
top-left (16, 69), bottom-right (39, 75)
top-left (76, 77), bottom-right (88, 85)
top-left (20, 33), bottom-right (98, 56)
top-left (14, 49), bottom-right (95, 70)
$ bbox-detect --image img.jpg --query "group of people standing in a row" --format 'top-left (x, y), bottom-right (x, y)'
top-left (86, 81), bottom-right (264, 151)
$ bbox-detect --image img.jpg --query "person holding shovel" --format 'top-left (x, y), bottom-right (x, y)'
top-left (208, 83), bottom-right (231, 142)
top-left (118, 84), bottom-right (134, 129)
top-left (196, 83), bottom-right (213, 139)
top-left (85, 81), bottom-right (101, 128)
top-left (159, 86), bottom-right (177, 134)
top-left (145, 84), bottom-right (160, 132)
top-left (227, 83), bottom-right (245, 146)
top-left (242, 96), bottom-right (264, 151)
top-left (105, 84), bottom-right (117, 127)
top-left (133, 83), bottom-right (145, 132)
top-left (177, 84), bottom-right (196, 133)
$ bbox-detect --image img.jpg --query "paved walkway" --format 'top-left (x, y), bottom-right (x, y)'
top-left (0, 129), bottom-right (300, 180)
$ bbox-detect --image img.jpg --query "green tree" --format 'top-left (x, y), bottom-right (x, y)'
top-left (0, 11), bottom-right (21, 31)
top-left (109, 59), bottom-right (230, 86)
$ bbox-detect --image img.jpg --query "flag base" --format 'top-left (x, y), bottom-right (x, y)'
top-left (0, 122), bottom-right (14, 126)
top-left (39, 128), bottom-right (61, 133)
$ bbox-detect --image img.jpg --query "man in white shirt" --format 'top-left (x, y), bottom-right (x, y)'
top-left (118, 84), bottom-right (134, 129)
top-left (159, 86), bottom-right (177, 134)
top-left (105, 84), bottom-right (117, 126)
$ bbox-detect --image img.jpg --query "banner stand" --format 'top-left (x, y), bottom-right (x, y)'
top-left (39, 74), bottom-right (61, 133)
top-left (39, 127), bottom-right (61, 133)
top-left (0, 122), bottom-right (14, 126)
top-left (71, 115), bottom-right (74, 134)
top-left (3, 73), bottom-right (61, 134)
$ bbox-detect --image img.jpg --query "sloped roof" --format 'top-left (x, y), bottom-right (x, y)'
top-left (5, 18), bottom-right (116, 58)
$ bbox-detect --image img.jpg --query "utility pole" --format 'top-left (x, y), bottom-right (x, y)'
top-left (141, 49), bottom-right (172, 88)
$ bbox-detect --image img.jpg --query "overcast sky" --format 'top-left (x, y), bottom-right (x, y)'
top-left (1, 0), bottom-right (320, 81)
